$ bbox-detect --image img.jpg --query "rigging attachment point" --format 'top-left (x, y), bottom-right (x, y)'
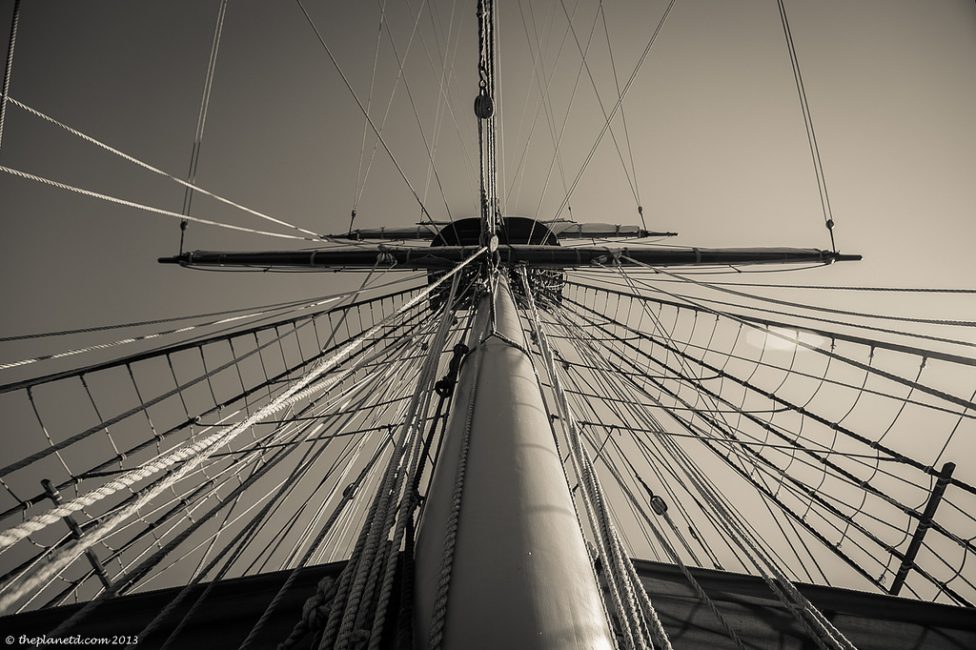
top-left (474, 92), bottom-right (494, 119)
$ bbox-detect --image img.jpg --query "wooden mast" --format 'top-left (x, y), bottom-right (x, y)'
top-left (411, 4), bottom-right (611, 642)
top-left (412, 276), bottom-right (615, 648)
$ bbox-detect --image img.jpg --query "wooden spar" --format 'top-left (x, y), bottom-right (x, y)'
top-left (413, 277), bottom-right (615, 649)
top-left (332, 223), bottom-right (678, 240)
top-left (159, 245), bottom-right (860, 270)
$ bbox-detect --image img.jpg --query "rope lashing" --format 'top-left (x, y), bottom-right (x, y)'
top-left (290, 576), bottom-right (338, 647)
top-left (426, 348), bottom-right (483, 650)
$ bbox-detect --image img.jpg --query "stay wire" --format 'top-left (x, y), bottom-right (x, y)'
top-left (295, 0), bottom-right (436, 223)
top-left (546, 0), bottom-right (677, 228)
top-left (524, 0), bottom-right (608, 244)
top-left (352, 0), bottom-right (388, 218)
top-left (0, 96), bottom-right (326, 241)
top-left (776, 0), bottom-right (836, 252)
top-left (599, 0), bottom-right (643, 223)
top-left (517, 0), bottom-right (573, 211)
top-left (503, 0), bottom-right (580, 206)
top-left (377, 0), bottom-right (456, 226)
top-left (557, 0), bottom-right (641, 206)
top-left (179, 0), bottom-right (230, 250)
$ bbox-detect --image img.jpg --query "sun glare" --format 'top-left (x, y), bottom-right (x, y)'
top-left (746, 326), bottom-right (828, 353)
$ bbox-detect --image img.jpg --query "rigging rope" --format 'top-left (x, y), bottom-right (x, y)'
top-left (618, 260), bottom-right (976, 411)
top-left (522, 0), bottom-right (605, 244)
top-left (517, 0), bottom-right (579, 226)
top-left (520, 271), bottom-right (672, 650)
top-left (554, 298), bottom-right (859, 646)
top-left (19, 330), bottom-right (422, 619)
top-left (562, 287), bottom-right (976, 498)
top-left (776, 0), bottom-right (837, 252)
top-left (179, 0), bottom-right (230, 250)
top-left (0, 249), bottom-right (484, 614)
top-left (546, 0), bottom-right (677, 226)
top-left (295, 0), bottom-right (437, 223)
top-left (597, 444), bottom-right (745, 649)
top-left (566, 278), bottom-right (976, 367)
top-left (636, 268), bottom-right (976, 328)
top-left (0, 96), bottom-right (325, 240)
top-left (0, 297), bottom-right (339, 371)
top-left (550, 295), bottom-right (869, 575)
top-left (379, 3), bottom-right (457, 226)
top-left (572, 272), bottom-right (976, 294)
top-left (556, 0), bottom-right (641, 207)
top-left (0, 286), bottom-right (427, 493)
top-left (0, 0), bottom-right (20, 153)
top-left (351, 0), bottom-right (388, 217)
top-left (0, 163), bottom-right (314, 241)
top-left (554, 284), bottom-right (976, 604)
top-left (0, 285), bottom-right (403, 342)
top-left (599, 0), bottom-right (643, 223)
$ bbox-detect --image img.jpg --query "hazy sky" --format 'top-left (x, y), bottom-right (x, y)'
top-left (0, 0), bottom-right (974, 607)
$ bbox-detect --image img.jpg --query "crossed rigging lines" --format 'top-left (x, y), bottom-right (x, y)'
top-left (0, 261), bottom-right (480, 622)
top-left (0, 260), bottom-right (971, 648)
top-left (540, 275), bottom-right (975, 605)
top-left (1, 1), bottom-right (975, 647)
top-left (0, 259), bottom-right (973, 620)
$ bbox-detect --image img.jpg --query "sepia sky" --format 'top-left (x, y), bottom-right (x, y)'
top-left (0, 0), bottom-right (974, 603)
top-left (0, 0), bottom-right (974, 332)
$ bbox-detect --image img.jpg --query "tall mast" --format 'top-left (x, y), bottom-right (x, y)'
top-left (413, 278), bottom-right (615, 648)
top-left (413, 4), bottom-right (613, 645)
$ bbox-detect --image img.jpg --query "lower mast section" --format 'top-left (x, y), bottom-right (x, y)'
top-left (413, 276), bottom-right (614, 649)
